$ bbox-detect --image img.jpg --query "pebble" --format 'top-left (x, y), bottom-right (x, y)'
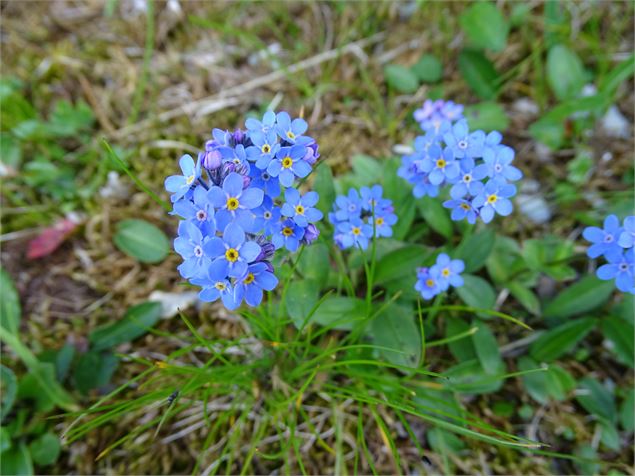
top-left (600, 105), bottom-right (630, 139)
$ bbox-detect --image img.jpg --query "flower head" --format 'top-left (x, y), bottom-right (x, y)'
top-left (471, 180), bottom-right (516, 224)
top-left (165, 154), bottom-right (201, 201)
top-left (597, 248), bottom-right (634, 294)
top-left (208, 172), bottom-right (264, 230)
top-left (430, 253), bottom-right (465, 290)
top-left (275, 111), bottom-right (310, 145)
top-left (618, 216), bottom-right (635, 249)
top-left (443, 120), bottom-right (486, 160)
top-left (272, 219), bottom-right (305, 252)
top-left (583, 214), bottom-right (624, 259)
top-left (267, 145), bottom-right (311, 187)
top-left (281, 188), bottom-right (323, 228)
top-left (234, 262), bottom-right (279, 307)
top-left (204, 223), bottom-right (261, 278)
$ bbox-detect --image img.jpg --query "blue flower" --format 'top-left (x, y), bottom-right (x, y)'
top-left (443, 198), bottom-right (478, 224)
top-left (281, 188), bottom-right (323, 227)
top-left (208, 172), bottom-right (264, 230)
top-left (275, 111), bottom-right (310, 145)
top-left (203, 223), bottom-right (261, 278)
top-left (247, 130), bottom-right (280, 169)
top-left (443, 120), bottom-right (486, 160)
top-left (448, 158), bottom-right (487, 199)
top-left (618, 216), bottom-right (635, 249)
top-left (472, 180), bottom-right (516, 223)
top-left (221, 143), bottom-right (250, 170)
top-left (415, 267), bottom-right (441, 300)
top-left (482, 145), bottom-right (522, 181)
top-left (174, 221), bottom-right (211, 279)
top-left (431, 253), bottom-right (465, 290)
top-left (252, 196), bottom-right (281, 235)
top-left (173, 185), bottom-right (216, 235)
top-left (412, 172), bottom-right (440, 198)
top-left (360, 185), bottom-right (391, 213)
top-left (597, 248), bottom-right (634, 294)
top-left (267, 145), bottom-right (311, 187)
top-left (582, 215), bottom-right (624, 259)
top-left (191, 260), bottom-right (238, 309)
top-left (234, 262), bottom-right (279, 307)
top-left (336, 218), bottom-right (373, 250)
top-left (164, 154), bottom-right (201, 201)
top-left (249, 166), bottom-right (281, 199)
top-left (420, 145), bottom-right (460, 185)
top-left (331, 188), bottom-right (363, 222)
top-left (414, 100), bottom-right (463, 135)
top-left (245, 110), bottom-right (276, 134)
top-left (272, 219), bottom-right (305, 252)
top-left (370, 210), bottom-right (397, 237)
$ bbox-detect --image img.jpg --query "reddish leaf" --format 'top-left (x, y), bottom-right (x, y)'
top-left (27, 219), bottom-right (78, 259)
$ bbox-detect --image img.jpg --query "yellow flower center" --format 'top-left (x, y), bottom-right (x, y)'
top-left (352, 227), bottom-right (361, 236)
top-left (282, 227), bottom-right (293, 237)
top-left (442, 268), bottom-right (450, 277)
top-left (295, 204), bottom-right (305, 215)
top-left (425, 279), bottom-right (435, 287)
top-left (227, 197), bottom-right (240, 210)
top-left (487, 194), bottom-right (498, 204)
top-left (286, 131), bottom-right (295, 140)
top-left (261, 144), bottom-right (271, 154)
top-left (460, 203), bottom-right (471, 210)
top-left (282, 157), bottom-right (293, 168)
top-left (186, 175), bottom-right (195, 185)
top-left (376, 217), bottom-right (384, 226)
top-left (436, 159), bottom-right (446, 168)
top-left (214, 282), bottom-right (226, 291)
top-left (243, 273), bottom-right (255, 285)
top-left (225, 248), bottom-right (239, 262)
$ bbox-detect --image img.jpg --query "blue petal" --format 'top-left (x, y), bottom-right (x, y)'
top-left (493, 198), bottom-right (513, 216)
top-left (292, 160), bottom-right (311, 178)
top-left (244, 285), bottom-right (263, 307)
top-left (583, 226), bottom-right (603, 243)
top-left (224, 223), bottom-right (245, 248)
top-left (291, 118), bottom-right (308, 135)
top-left (257, 271), bottom-right (278, 291)
top-left (179, 154), bottom-right (196, 176)
top-left (228, 260), bottom-right (248, 279)
top-left (279, 169), bottom-right (294, 187)
top-left (267, 159), bottom-right (282, 177)
top-left (240, 241), bottom-right (261, 263)
top-left (284, 187), bottom-right (300, 205)
top-left (203, 237), bottom-right (226, 258)
top-left (165, 175), bottom-right (186, 193)
top-left (240, 188), bottom-right (264, 209)
top-left (597, 264), bottom-right (617, 280)
top-left (223, 173), bottom-right (243, 197)
top-left (199, 287), bottom-right (220, 302)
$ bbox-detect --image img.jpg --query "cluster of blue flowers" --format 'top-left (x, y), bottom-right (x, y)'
top-left (415, 253), bottom-right (465, 300)
top-left (399, 99), bottom-right (522, 224)
top-left (583, 215), bottom-right (634, 294)
top-left (165, 111), bottom-right (323, 310)
top-left (328, 185), bottom-right (397, 250)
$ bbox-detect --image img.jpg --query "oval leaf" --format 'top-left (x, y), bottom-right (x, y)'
top-left (384, 64), bottom-right (419, 94)
top-left (471, 321), bottom-right (503, 375)
top-left (543, 275), bottom-right (614, 319)
top-left (459, 2), bottom-right (509, 52)
top-left (547, 44), bottom-right (587, 101)
top-left (113, 219), bottom-right (170, 264)
top-left (89, 301), bottom-right (162, 351)
top-left (530, 317), bottom-right (596, 362)
top-left (458, 50), bottom-right (499, 100)
top-left (370, 301), bottom-right (421, 369)
top-left (455, 274), bottom-right (496, 316)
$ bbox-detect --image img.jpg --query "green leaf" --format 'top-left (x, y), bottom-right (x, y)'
top-left (0, 443), bottom-right (33, 476)
top-left (427, 428), bottom-right (465, 455)
top-left (72, 351), bottom-right (119, 394)
top-left (411, 54), bottom-right (443, 83)
top-left (530, 317), bottom-right (596, 362)
top-left (446, 318), bottom-right (477, 362)
top-left (313, 162), bottom-right (336, 216)
top-left (309, 296), bottom-right (367, 330)
top-left (546, 44), bottom-right (587, 101)
top-left (417, 196), bottom-right (453, 239)
top-left (285, 281), bottom-right (319, 328)
top-left (351, 155), bottom-right (383, 185)
top-left (28, 433), bottom-right (61, 466)
top-left (574, 444), bottom-right (599, 476)
top-left (455, 228), bottom-right (495, 273)
top-left (113, 219), bottom-right (170, 264)
top-left (455, 275), bottom-right (496, 317)
top-left (471, 321), bottom-right (503, 375)
top-left (370, 301), bottom-right (421, 369)
top-left (602, 316), bottom-right (634, 368)
top-left (390, 198), bottom-right (416, 241)
top-left (486, 235), bottom-right (523, 283)
top-left (55, 343), bottom-right (75, 382)
top-left (0, 328), bottom-right (76, 411)
top-left (522, 237), bottom-right (576, 281)
top-left (528, 118), bottom-right (565, 150)
top-left (374, 244), bottom-right (433, 285)
top-left (598, 419), bottom-right (620, 451)
top-left (508, 281), bottom-right (540, 316)
top-left (543, 275), bottom-right (614, 319)
top-left (0, 365), bottom-right (17, 420)
top-left (619, 388), bottom-right (634, 432)
top-left (297, 243), bottom-right (330, 286)
top-left (0, 269), bottom-right (20, 335)
top-left (576, 377), bottom-right (616, 423)
top-left (459, 2), bottom-right (508, 52)
top-left (384, 64), bottom-right (420, 94)
top-left (0, 427), bottom-right (11, 452)
top-left (89, 301), bottom-right (162, 351)
top-left (464, 102), bottom-right (509, 132)
top-left (519, 357), bottom-right (576, 404)
top-left (458, 50), bottom-right (499, 100)
top-left (444, 359), bottom-right (502, 395)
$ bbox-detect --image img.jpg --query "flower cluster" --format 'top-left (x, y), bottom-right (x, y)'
top-left (414, 99), bottom-right (464, 134)
top-left (399, 100), bottom-right (522, 224)
top-left (165, 111), bottom-right (323, 310)
top-left (328, 185), bottom-right (397, 250)
top-left (583, 215), bottom-right (634, 294)
top-left (415, 253), bottom-right (465, 300)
